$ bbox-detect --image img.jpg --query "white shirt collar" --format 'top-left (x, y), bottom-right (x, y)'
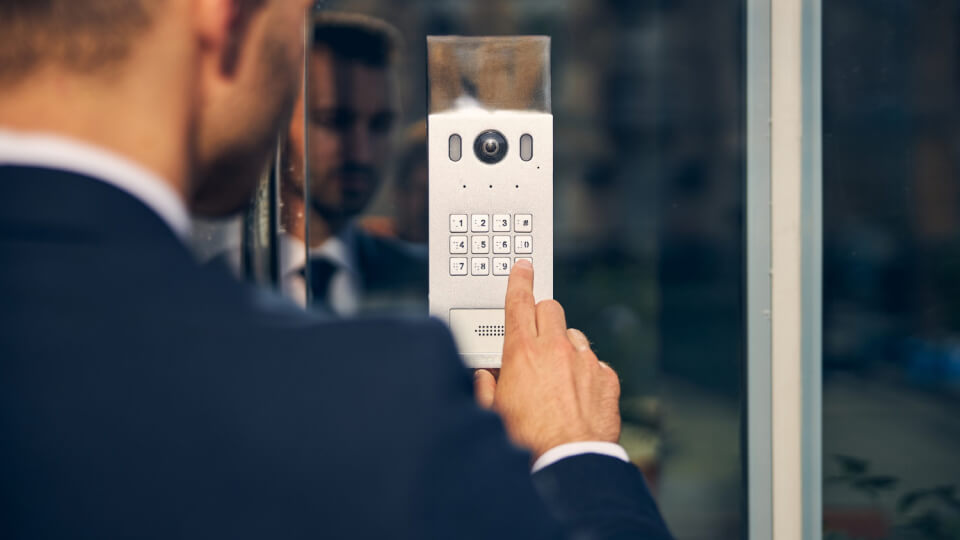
top-left (278, 224), bottom-right (360, 278)
top-left (0, 129), bottom-right (191, 239)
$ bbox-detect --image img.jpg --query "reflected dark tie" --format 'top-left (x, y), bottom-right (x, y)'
top-left (303, 257), bottom-right (339, 311)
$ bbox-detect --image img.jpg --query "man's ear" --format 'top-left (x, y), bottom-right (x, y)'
top-left (196, 0), bottom-right (266, 77)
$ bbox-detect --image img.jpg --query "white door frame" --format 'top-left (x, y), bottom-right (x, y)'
top-left (747, 0), bottom-right (822, 538)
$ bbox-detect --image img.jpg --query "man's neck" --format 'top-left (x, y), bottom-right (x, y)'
top-left (0, 67), bottom-right (192, 202)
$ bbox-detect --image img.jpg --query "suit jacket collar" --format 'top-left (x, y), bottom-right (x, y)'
top-left (0, 130), bottom-right (190, 240)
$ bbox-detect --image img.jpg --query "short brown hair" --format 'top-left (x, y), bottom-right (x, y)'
top-left (311, 12), bottom-right (401, 68)
top-left (0, 0), bottom-right (159, 86)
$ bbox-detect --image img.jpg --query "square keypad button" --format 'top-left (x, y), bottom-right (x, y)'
top-left (450, 215), bottom-right (468, 233)
top-left (493, 236), bottom-right (511, 254)
top-left (515, 214), bottom-right (533, 233)
top-left (471, 236), bottom-right (490, 254)
top-left (493, 258), bottom-right (512, 276)
top-left (493, 214), bottom-right (511, 232)
top-left (471, 214), bottom-right (490, 232)
top-left (450, 257), bottom-right (468, 276)
top-left (515, 236), bottom-right (533, 254)
top-left (450, 236), bottom-right (468, 254)
top-left (471, 258), bottom-right (490, 276)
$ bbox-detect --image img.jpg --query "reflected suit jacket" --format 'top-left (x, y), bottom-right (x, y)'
top-left (0, 166), bottom-right (673, 540)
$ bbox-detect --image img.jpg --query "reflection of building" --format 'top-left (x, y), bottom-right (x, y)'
top-left (823, 1), bottom-right (960, 381)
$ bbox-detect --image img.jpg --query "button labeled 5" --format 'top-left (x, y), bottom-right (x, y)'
top-left (471, 236), bottom-right (490, 254)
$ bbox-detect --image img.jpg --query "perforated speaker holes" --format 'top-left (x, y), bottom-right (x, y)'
top-left (475, 324), bottom-right (505, 338)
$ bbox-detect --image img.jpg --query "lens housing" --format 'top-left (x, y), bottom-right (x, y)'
top-left (474, 130), bottom-right (509, 164)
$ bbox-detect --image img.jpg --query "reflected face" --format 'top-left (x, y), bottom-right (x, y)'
top-left (286, 48), bottom-right (396, 220)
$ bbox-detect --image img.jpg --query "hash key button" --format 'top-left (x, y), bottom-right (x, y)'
top-left (515, 214), bottom-right (533, 233)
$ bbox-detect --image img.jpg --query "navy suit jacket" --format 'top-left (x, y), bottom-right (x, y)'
top-left (0, 166), bottom-right (672, 539)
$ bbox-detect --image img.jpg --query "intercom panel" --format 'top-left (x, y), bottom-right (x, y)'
top-left (427, 36), bottom-right (553, 368)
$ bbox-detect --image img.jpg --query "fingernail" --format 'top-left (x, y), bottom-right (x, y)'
top-left (515, 259), bottom-right (533, 270)
top-left (567, 328), bottom-right (591, 351)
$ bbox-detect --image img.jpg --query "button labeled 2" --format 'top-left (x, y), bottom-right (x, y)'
top-left (471, 214), bottom-right (490, 232)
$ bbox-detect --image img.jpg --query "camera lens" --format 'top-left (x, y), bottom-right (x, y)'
top-left (474, 130), bottom-right (508, 164)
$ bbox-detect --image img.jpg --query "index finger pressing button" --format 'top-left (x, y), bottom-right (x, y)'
top-left (504, 260), bottom-right (536, 340)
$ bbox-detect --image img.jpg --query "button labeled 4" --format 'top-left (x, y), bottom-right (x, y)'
top-left (450, 236), bottom-right (468, 254)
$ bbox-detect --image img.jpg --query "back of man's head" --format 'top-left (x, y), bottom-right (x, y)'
top-left (0, 0), bottom-right (160, 87)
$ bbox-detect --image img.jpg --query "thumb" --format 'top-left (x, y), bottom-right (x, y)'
top-left (473, 369), bottom-right (497, 409)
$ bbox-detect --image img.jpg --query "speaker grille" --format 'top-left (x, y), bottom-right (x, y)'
top-left (475, 324), bottom-right (505, 337)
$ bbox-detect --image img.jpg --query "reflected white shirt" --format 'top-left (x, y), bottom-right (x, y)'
top-left (0, 130), bottom-right (630, 473)
top-left (278, 228), bottom-right (362, 316)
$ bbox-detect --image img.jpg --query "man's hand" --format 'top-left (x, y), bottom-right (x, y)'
top-left (474, 260), bottom-right (622, 460)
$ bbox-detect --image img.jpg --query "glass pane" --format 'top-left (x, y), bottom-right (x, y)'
top-left (313, 1), bottom-right (747, 538)
top-left (822, 2), bottom-right (960, 539)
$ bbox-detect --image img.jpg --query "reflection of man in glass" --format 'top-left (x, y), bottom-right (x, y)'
top-left (281, 13), bottom-right (426, 316)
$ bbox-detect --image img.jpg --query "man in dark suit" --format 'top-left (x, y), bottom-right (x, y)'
top-left (278, 12), bottom-right (427, 316)
top-left (0, 1), bottom-right (672, 539)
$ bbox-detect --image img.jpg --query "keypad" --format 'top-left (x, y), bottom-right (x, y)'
top-left (449, 213), bottom-right (534, 276)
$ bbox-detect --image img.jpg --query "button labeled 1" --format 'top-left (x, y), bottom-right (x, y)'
top-left (450, 214), bottom-right (468, 233)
